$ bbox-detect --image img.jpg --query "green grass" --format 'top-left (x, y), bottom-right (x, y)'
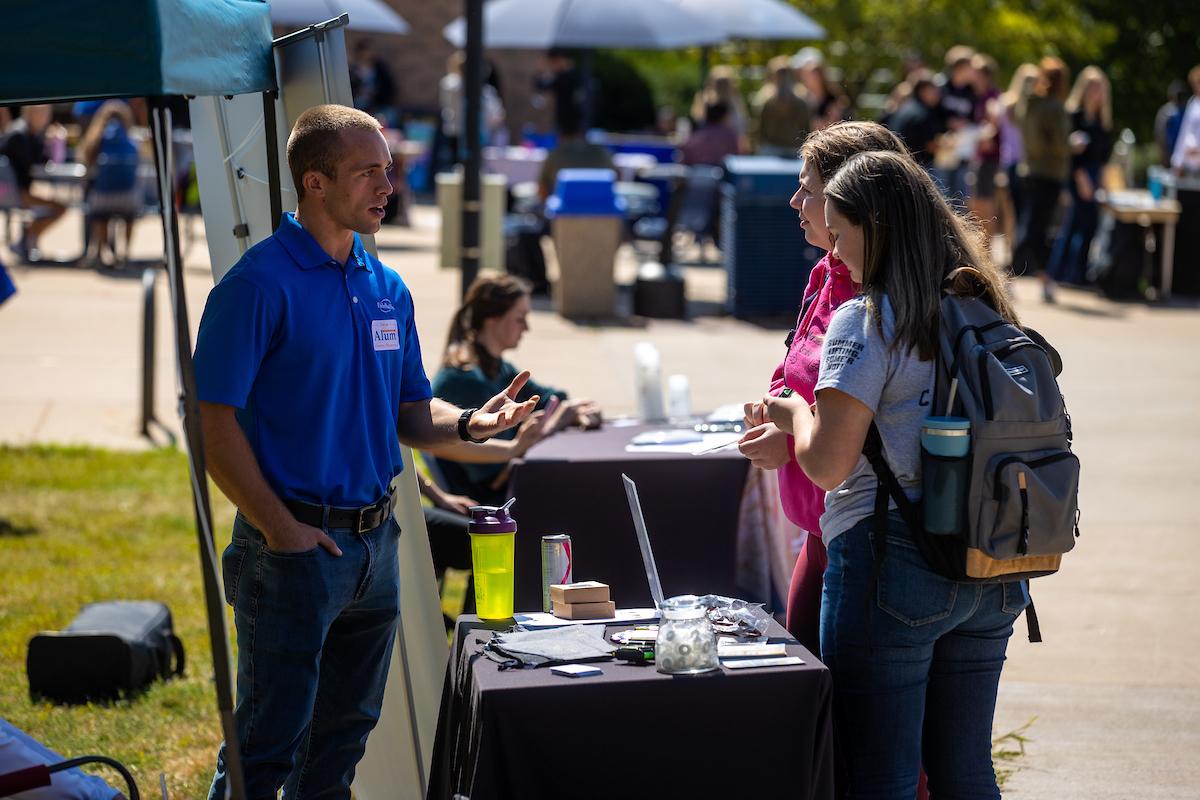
top-left (1, 445), bottom-right (1031, 795)
top-left (0, 445), bottom-right (236, 798)
top-left (994, 719), bottom-right (1035, 788)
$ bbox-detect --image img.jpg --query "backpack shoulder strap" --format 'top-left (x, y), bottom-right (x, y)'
top-left (862, 422), bottom-right (921, 533)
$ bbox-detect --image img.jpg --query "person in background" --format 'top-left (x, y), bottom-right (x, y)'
top-left (753, 55), bottom-right (812, 156)
top-left (737, 121), bottom-right (909, 658)
top-left (78, 100), bottom-right (142, 268)
top-left (792, 48), bottom-right (848, 131)
top-left (350, 39), bottom-right (399, 127)
top-left (536, 115), bottom-right (613, 200)
top-left (534, 48), bottom-right (585, 136)
top-left (2, 105), bottom-right (66, 262)
top-left (997, 64), bottom-right (1040, 265)
top-left (1013, 57), bottom-right (1071, 303)
top-left (886, 71), bottom-right (944, 169)
top-left (968, 54), bottom-right (1002, 247)
top-left (681, 101), bottom-right (741, 167)
top-left (1155, 80), bottom-right (1190, 168)
top-left (692, 66), bottom-right (750, 152)
top-left (1171, 65), bottom-right (1200, 176)
top-left (1048, 66), bottom-right (1113, 286)
top-left (433, 274), bottom-right (602, 507)
top-left (934, 45), bottom-right (979, 200)
top-left (765, 149), bottom-right (1026, 800)
top-left (438, 52), bottom-right (505, 173)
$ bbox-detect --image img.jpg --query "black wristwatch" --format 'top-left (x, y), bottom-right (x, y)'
top-left (457, 407), bottom-right (489, 443)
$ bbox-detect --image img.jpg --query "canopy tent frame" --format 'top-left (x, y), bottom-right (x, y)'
top-left (0, 3), bottom-right (281, 797)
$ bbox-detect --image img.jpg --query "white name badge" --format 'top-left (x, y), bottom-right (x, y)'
top-left (371, 319), bottom-right (400, 351)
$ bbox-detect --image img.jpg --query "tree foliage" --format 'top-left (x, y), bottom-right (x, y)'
top-left (618, 0), bottom-right (1198, 145)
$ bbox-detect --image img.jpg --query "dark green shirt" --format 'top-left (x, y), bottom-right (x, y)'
top-left (431, 360), bottom-right (566, 504)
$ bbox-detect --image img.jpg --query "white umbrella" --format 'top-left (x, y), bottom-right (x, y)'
top-left (270, 0), bottom-right (409, 34)
top-left (674, 0), bottom-right (824, 40)
top-left (443, 0), bottom-right (726, 50)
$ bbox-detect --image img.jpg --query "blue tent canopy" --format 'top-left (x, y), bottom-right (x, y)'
top-left (0, 0), bottom-right (275, 104)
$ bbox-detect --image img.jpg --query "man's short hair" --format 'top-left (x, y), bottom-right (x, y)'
top-left (286, 104), bottom-right (381, 200)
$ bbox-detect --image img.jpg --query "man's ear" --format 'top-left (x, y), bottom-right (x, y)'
top-left (302, 170), bottom-right (327, 199)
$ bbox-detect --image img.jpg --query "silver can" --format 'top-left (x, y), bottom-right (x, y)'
top-left (540, 534), bottom-right (573, 612)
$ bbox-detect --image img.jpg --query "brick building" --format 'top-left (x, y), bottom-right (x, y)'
top-left (342, 0), bottom-right (554, 138)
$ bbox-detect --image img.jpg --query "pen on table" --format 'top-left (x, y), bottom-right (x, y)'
top-left (693, 438), bottom-right (741, 456)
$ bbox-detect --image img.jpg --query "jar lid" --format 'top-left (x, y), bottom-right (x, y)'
top-left (661, 594), bottom-right (706, 620)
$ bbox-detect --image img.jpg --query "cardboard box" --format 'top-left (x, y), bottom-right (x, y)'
top-left (549, 581), bottom-right (610, 605)
top-left (552, 600), bottom-right (616, 620)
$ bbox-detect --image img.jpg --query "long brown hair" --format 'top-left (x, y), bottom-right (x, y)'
top-left (824, 151), bottom-right (1017, 360)
top-left (443, 274), bottom-right (531, 378)
top-left (799, 121), bottom-right (908, 184)
top-left (1035, 57), bottom-right (1070, 102)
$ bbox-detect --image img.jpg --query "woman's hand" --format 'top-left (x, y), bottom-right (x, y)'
top-left (512, 411), bottom-right (548, 455)
top-left (556, 398), bottom-right (603, 431)
top-left (435, 490), bottom-right (479, 516)
top-left (743, 400), bottom-right (769, 428)
top-left (763, 392), bottom-right (813, 435)
top-left (1074, 169), bottom-right (1094, 203)
top-left (737, 423), bottom-right (793, 470)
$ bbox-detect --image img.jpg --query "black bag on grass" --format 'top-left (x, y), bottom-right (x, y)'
top-left (27, 601), bottom-right (185, 703)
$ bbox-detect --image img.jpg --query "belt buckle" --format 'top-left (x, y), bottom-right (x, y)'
top-left (355, 504), bottom-right (372, 534)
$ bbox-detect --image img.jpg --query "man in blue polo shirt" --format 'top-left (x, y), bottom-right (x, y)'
top-left (193, 104), bottom-right (537, 800)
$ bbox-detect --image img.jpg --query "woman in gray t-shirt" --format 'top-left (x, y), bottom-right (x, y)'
top-left (765, 150), bottom-right (1028, 799)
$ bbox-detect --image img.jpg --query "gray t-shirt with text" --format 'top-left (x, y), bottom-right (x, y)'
top-left (815, 296), bottom-right (934, 541)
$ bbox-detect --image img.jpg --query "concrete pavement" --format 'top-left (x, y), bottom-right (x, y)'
top-left (1, 204), bottom-right (1197, 797)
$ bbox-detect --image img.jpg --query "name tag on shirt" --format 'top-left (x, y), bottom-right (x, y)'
top-left (371, 319), bottom-right (399, 351)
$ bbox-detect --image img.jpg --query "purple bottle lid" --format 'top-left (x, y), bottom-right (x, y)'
top-left (467, 499), bottom-right (518, 534)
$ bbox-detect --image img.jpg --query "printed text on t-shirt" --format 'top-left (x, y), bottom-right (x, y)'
top-left (824, 338), bottom-right (863, 369)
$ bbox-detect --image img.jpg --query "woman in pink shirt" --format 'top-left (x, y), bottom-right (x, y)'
top-left (739, 121), bottom-right (909, 656)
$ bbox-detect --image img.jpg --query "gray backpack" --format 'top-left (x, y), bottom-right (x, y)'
top-left (862, 294), bottom-right (1080, 642)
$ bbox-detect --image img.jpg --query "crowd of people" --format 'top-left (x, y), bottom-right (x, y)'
top-left (188, 98), bottom-right (1047, 798)
top-left (1, 99), bottom-right (155, 267)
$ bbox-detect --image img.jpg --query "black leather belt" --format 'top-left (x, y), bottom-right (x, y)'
top-left (284, 494), bottom-right (393, 534)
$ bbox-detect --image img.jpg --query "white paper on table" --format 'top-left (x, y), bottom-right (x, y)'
top-left (514, 608), bottom-right (660, 628)
top-left (624, 432), bottom-right (740, 455)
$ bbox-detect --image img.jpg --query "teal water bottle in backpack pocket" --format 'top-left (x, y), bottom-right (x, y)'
top-left (921, 416), bottom-right (971, 534)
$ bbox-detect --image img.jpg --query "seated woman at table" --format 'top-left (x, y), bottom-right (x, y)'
top-left (432, 274), bottom-right (601, 506)
top-left (738, 121), bottom-right (909, 657)
top-left (765, 151), bottom-right (1026, 798)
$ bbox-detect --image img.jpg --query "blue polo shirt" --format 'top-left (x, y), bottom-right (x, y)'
top-left (193, 213), bottom-right (433, 507)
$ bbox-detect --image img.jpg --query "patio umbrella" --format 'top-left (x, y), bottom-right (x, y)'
top-left (674, 0), bottom-right (824, 40)
top-left (269, 0), bottom-right (409, 33)
top-left (443, 0), bottom-right (727, 50)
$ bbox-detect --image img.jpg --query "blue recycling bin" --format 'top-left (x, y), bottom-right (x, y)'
top-left (547, 169), bottom-right (626, 317)
top-left (721, 156), bottom-right (824, 318)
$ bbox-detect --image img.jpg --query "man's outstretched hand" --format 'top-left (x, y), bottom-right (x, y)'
top-left (468, 369), bottom-right (540, 440)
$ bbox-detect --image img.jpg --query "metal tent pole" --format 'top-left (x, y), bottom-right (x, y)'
top-left (461, 0), bottom-right (484, 299)
top-left (149, 97), bottom-right (247, 800)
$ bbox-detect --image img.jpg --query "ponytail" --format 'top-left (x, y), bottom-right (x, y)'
top-left (440, 274), bottom-right (531, 378)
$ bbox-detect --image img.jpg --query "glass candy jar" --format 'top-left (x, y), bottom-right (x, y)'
top-left (656, 595), bottom-right (718, 675)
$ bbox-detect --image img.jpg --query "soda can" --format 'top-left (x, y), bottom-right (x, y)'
top-left (541, 534), bottom-right (573, 612)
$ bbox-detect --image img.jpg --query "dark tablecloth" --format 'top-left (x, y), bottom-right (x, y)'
top-left (427, 616), bottom-right (835, 800)
top-left (505, 423), bottom-right (750, 610)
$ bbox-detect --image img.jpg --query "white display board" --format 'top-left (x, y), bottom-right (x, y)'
top-left (188, 18), bottom-right (446, 800)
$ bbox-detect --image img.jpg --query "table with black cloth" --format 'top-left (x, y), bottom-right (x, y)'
top-left (427, 616), bottom-right (835, 800)
top-left (505, 422), bottom-right (751, 611)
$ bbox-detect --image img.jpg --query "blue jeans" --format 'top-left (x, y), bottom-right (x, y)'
top-left (821, 512), bottom-right (1029, 800)
top-left (209, 511), bottom-right (402, 800)
top-left (1048, 169), bottom-right (1101, 285)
